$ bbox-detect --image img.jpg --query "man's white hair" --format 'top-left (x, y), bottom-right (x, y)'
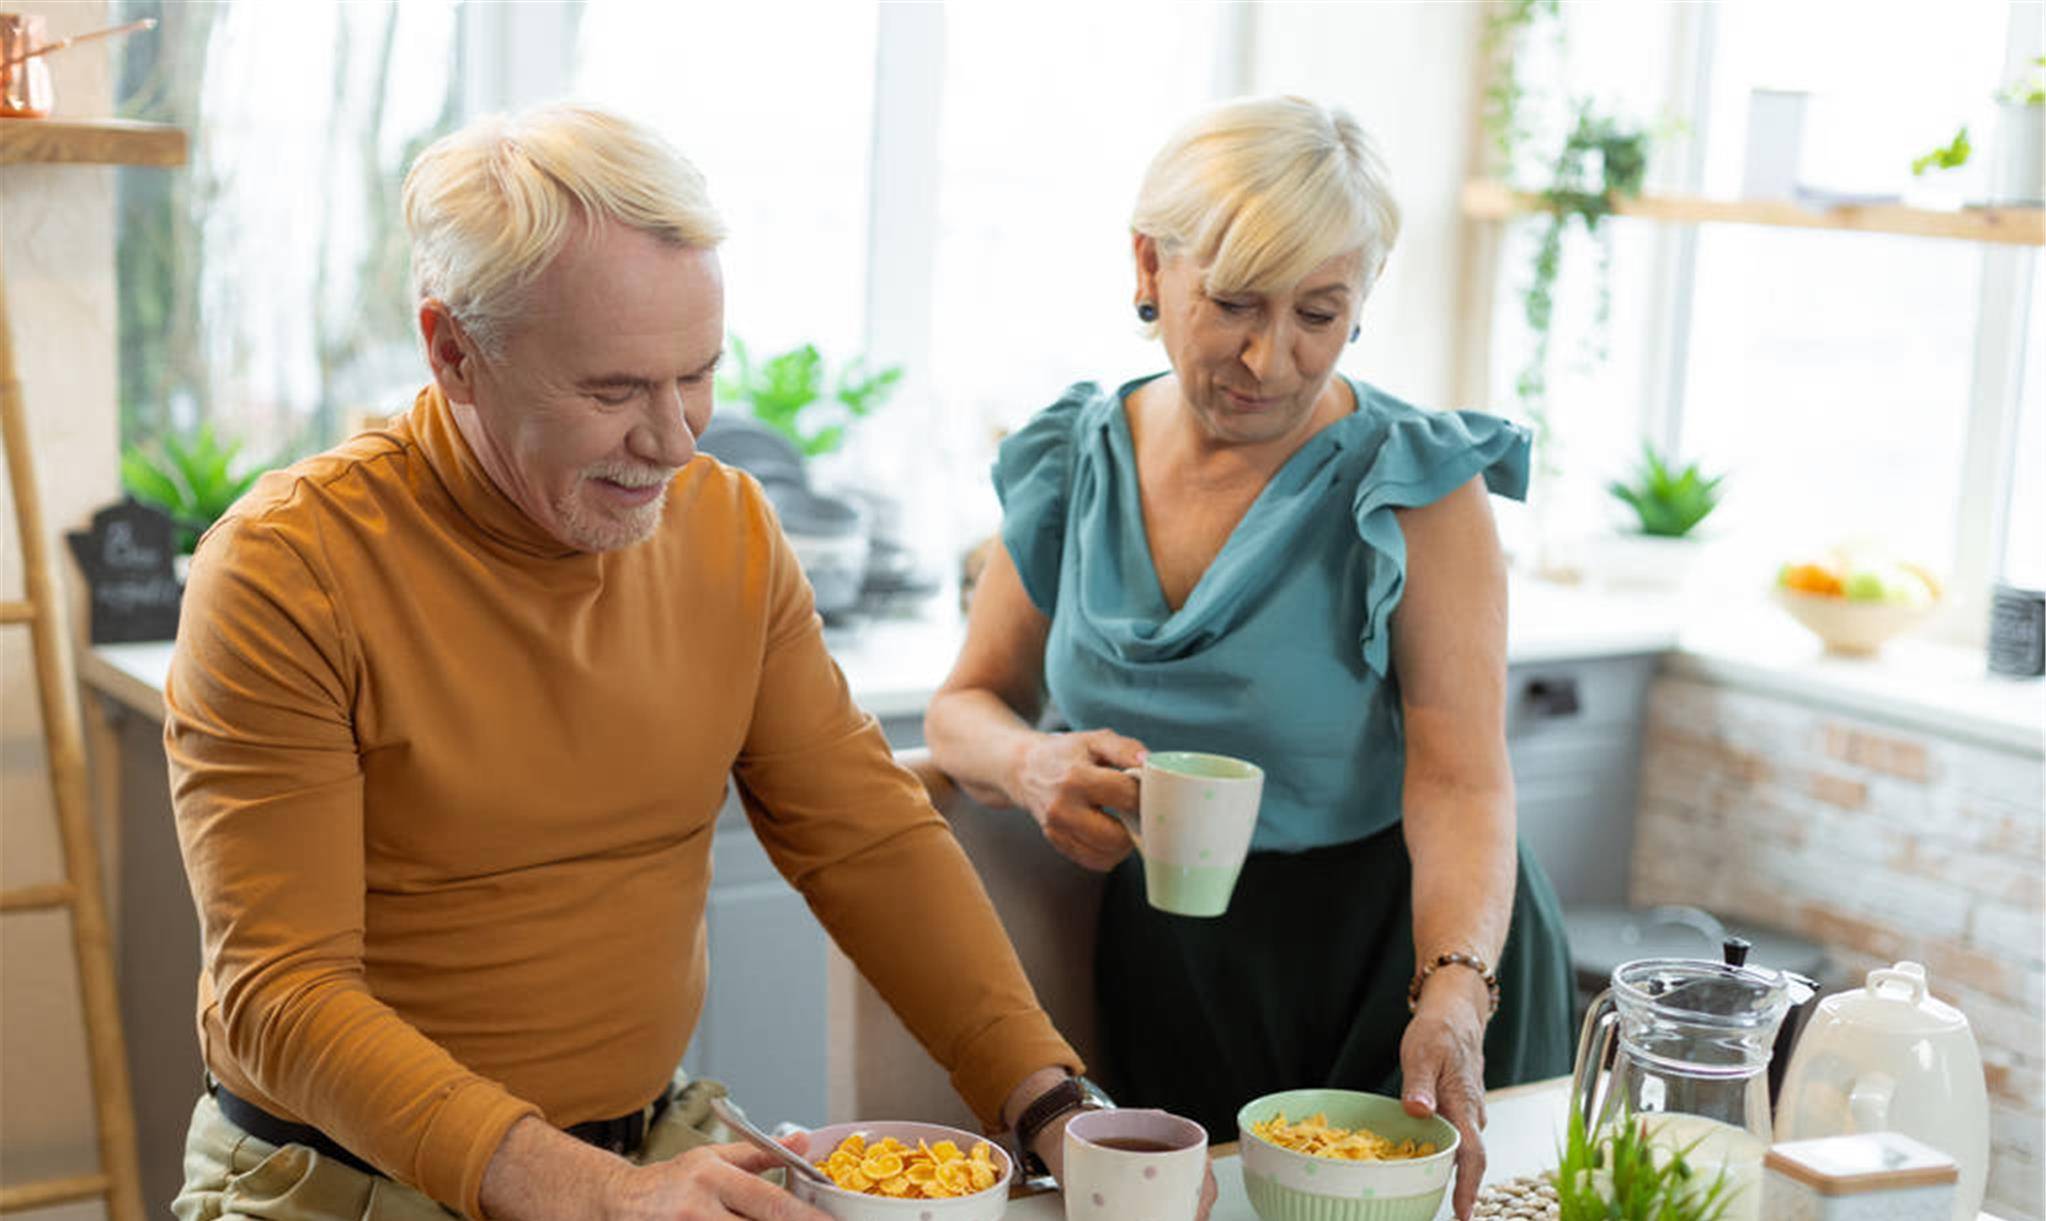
top-left (403, 103), bottom-right (726, 356)
top-left (1132, 95), bottom-right (1401, 309)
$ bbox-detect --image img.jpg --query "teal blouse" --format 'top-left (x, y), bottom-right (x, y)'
top-left (994, 374), bottom-right (1531, 854)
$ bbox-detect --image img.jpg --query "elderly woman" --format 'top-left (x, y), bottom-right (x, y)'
top-left (924, 95), bottom-right (1574, 1216)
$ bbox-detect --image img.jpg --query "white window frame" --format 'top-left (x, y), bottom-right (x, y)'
top-left (1624, 4), bottom-right (2034, 649)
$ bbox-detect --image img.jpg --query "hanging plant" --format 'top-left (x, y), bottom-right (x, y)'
top-left (1481, 2), bottom-right (1653, 481)
top-left (1516, 107), bottom-right (1652, 475)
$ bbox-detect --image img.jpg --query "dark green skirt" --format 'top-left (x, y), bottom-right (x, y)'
top-left (1094, 823), bottom-right (1575, 1143)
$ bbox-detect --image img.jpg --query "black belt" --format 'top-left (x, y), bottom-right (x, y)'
top-left (212, 1083), bottom-right (672, 1177)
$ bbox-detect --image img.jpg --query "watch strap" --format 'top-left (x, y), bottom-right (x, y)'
top-left (1014, 1076), bottom-right (1083, 1169)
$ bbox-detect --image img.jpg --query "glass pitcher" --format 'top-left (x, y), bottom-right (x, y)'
top-left (1572, 957), bottom-right (1794, 1221)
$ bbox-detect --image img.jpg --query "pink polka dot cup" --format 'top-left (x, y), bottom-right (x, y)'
top-left (1062, 1108), bottom-right (1207, 1221)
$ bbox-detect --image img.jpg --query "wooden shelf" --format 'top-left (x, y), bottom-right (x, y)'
top-left (1463, 179), bottom-right (2045, 248)
top-left (0, 118), bottom-right (186, 168)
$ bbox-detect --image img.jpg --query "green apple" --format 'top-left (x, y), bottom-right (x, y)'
top-left (1843, 569), bottom-right (1888, 601)
top-left (1844, 565), bottom-right (1934, 606)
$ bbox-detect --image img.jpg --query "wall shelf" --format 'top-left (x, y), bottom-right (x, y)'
top-left (0, 118), bottom-right (187, 168)
top-left (1462, 179), bottom-right (2045, 248)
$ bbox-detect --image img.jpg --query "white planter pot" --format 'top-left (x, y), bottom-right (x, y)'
top-left (1742, 88), bottom-right (1810, 200)
top-left (1585, 532), bottom-right (1708, 593)
top-left (1990, 103), bottom-right (2044, 206)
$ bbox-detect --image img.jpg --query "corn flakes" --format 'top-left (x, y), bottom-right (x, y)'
top-left (1249, 1112), bottom-right (1437, 1161)
top-left (814, 1133), bottom-right (1003, 1199)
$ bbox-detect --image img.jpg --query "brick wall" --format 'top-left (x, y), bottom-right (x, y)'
top-left (1632, 674), bottom-right (2045, 1221)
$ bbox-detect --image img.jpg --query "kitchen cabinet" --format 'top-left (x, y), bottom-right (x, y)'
top-left (1506, 653), bottom-right (1659, 906)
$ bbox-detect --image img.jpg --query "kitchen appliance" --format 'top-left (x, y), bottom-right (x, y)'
top-left (1565, 909), bottom-right (1825, 1112)
top-left (1572, 945), bottom-right (1807, 1220)
top-left (1988, 583), bottom-right (2045, 677)
top-left (698, 416), bottom-right (869, 621)
top-left (1774, 961), bottom-right (1990, 1221)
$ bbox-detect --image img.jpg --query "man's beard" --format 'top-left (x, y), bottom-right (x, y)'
top-left (555, 463), bottom-right (676, 552)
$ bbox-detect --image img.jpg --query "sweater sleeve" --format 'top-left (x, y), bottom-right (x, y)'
top-left (730, 494), bottom-right (1081, 1127)
top-left (165, 512), bottom-right (539, 1218)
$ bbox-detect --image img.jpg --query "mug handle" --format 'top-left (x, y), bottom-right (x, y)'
top-left (1114, 766), bottom-right (1144, 852)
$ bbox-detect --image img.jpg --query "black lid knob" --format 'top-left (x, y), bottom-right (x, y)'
top-left (1723, 936), bottom-right (1752, 967)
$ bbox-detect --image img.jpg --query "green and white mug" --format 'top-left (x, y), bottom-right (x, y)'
top-left (1117, 751), bottom-right (1263, 918)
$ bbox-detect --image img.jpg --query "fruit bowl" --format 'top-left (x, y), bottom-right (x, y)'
top-left (1772, 586), bottom-right (1936, 655)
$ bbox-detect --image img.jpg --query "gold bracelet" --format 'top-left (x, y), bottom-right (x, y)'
top-left (1407, 951), bottom-right (1501, 1016)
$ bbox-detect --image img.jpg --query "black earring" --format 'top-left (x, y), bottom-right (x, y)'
top-left (1137, 302), bottom-right (1159, 323)
top-left (1350, 324), bottom-right (1361, 343)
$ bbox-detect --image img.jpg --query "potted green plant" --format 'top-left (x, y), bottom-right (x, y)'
top-left (1588, 441), bottom-right (1726, 592)
top-left (715, 336), bottom-right (903, 460)
top-left (120, 422), bottom-right (272, 567)
top-left (1907, 56), bottom-right (2045, 204)
top-left (1991, 55), bottom-right (2044, 205)
top-left (712, 338), bottom-right (906, 621)
top-left (1552, 1107), bottom-right (1739, 1221)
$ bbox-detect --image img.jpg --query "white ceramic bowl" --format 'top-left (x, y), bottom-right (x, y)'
top-left (1771, 587), bottom-right (1936, 655)
top-left (788, 1120), bottom-right (1012, 1221)
top-left (1237, 1089), bottom-right (1459, 1221)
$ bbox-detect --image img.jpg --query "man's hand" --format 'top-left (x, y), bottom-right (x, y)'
top-left (1011, 729), bottom-right (1147, 870)
top-left (480, 1115), bottom-right (829, 1221)
top-left (604, 1137), bottom-right (831, 1221)
top-left (1398, 970), bottom-right (1491, 1221)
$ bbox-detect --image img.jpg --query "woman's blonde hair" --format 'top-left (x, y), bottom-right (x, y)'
top-left (1131, 95), bottom-right (1400, 303)
top-left (403, 103), bottom-right (727, 356)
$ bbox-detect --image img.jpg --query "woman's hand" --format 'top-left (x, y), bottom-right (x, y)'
top-left (1398, 970), bottom-right (1491, 1221)
top-left (1011, 729), bottom-right (1147, 870)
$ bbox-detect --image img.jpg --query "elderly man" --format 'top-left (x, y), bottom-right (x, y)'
top-left (166, 104), bottom-right (1110, 1221)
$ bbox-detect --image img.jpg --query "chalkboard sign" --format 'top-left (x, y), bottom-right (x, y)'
top-left (66, 499), bottom-right (183, 644)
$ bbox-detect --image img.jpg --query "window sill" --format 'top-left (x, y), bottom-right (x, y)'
top-left (1669, 600), bottom-right (2044, 758)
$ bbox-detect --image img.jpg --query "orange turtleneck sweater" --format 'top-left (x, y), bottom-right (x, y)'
top-left (165, 386), bottom-right (1078, 1216)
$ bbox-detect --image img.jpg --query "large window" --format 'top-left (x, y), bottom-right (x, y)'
top-left (1674, 0), bottom-right (2022, 619)
top-left (570, 2), bottom-right (877, 370)
top-left (115, 0), bottom-right (463, 461)
top-left (113, 1), bottom-right (2037, 639)
top-left (1480, 0), bottom-right (2038, 641)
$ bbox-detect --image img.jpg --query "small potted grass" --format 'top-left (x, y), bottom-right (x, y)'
top-left (1587, 441), bottom-right (1726, 593)
top-left (1551, 1108), bottom-right (1739, 1221)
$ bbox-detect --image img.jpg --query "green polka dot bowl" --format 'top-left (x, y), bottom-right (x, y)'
top-left (1237, 1089), bottom-right (1458, 1221)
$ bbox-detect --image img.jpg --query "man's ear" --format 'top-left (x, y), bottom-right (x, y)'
top-left (420, 300), bottom-right (478, 406)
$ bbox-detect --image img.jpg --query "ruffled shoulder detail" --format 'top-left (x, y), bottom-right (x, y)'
top-left (1346, 388), bottom-right (1531, 677)
top-left (991, 383), bottom-right (1108, 615)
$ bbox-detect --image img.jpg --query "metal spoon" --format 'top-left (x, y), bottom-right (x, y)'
top-left (708, 1095), bottom-right (835, 1187)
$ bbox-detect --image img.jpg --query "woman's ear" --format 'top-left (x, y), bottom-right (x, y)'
top-left (1131, 232), bottom-right (1163, 309)
top-left (420, 301), bottom-right (478, 406)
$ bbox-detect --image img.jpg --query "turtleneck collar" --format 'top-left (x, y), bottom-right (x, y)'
top-left (406, 384), bottom-right (588, 562)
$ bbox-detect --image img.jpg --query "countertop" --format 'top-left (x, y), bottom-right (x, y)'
top-left (1000, 1077), bottom-right (2009, 1220)
top-left (81, 576), bottom-right (2041, 756)
top-left (77, 576), bottom-right (1682, 724)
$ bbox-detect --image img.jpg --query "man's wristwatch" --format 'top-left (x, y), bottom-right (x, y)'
top-left (1013, 1075), bottom-right (1115, 1178)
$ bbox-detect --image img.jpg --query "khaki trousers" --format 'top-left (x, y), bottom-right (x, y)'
top-left (172, 1077), bottom-right (735, 1221)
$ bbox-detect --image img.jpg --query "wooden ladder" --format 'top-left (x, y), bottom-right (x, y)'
top-left (0, 250), bottom-right (145, 1221)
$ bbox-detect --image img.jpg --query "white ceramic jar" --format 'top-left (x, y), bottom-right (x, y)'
top-left (1774, 962), bottom-right (1989, 1221)
top-left (1765, 1132), bottom-right (1957, 1221)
